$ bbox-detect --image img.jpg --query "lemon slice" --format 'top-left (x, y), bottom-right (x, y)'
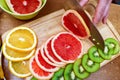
top-left (9, 60), bottom-right (31, 78)
top-left (2, 43), bottom-right (35, 61)
top-left (6, 27), bottom-right (37, 51)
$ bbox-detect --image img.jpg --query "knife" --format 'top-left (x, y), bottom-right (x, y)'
top-left (64, 0), bottom-right (105, 51)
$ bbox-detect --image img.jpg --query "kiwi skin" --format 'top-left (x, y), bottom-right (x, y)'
top-left (88, 46), bottom-right (104, 63)
top-left (82, 54), bottom-right (100, 73)
top-left (51, 68), bottom-right (64, 80)
top-left (73, 58), bottom-right (90, 79)
top-left (64, 63), bottom-right (80, 80)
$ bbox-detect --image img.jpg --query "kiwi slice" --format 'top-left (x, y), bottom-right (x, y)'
top-left (98, 44), bottom-right (112, 60)
top-left (88, 46), bottom-right (104, 63)
top-left (73, 58), bottom-right (89, 79)
top-left (64, 63), bottom-right (81, 80)
top-left (105, 38), bottom-right (120, 55)
top-left (51, 68), bottom-right (64, 80)
top-left (82, 54), bottom-right (100, 73)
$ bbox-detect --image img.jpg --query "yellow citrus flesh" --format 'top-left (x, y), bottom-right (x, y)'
top-left (6, 27), bottom-right (37, 51)
top-left (2, 43), bottom-right (35, 61)
top-left (9, 60), bottom-right (31, 78)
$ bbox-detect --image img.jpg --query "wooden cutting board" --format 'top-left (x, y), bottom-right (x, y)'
top-left (1, 9), bottom-right (120, 80)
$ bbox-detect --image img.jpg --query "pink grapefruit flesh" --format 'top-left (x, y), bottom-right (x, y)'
top-left (29, 57), bottom-right (53, 80)
top-left (6, 0), bottom-right (42, 14)
top-left (41, 45), bottom-right (61, 67)
top-left (35, 46), bottom-right (59, 72)
top-left (44, 36), bottom-right (65, 66)
top-left (51, 32), bottom-right (83, 63)
top-left (62, 10), bottom-right (90, 39)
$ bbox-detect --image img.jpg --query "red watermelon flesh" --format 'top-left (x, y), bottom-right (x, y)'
top-left (44, 37), bottom-right (65, 65)
top-left (62, 10), bottom-right (90, 39)
top-left (10, 0), bottom-right (41, 14)
top-left (35, 47), bottom-right (59, 72)
top-left (29, 57), bottom-right (53, 80)
top-left (52, 32), bottom-right (82, 63)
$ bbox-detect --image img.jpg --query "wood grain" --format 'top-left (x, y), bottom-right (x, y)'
top-left (1, 9), bottom-right (120, 80)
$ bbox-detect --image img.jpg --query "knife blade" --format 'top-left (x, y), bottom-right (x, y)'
top-left (64, 0), bottom-right (105, 51)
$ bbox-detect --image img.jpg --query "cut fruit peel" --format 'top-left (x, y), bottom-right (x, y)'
top-left (44, 36), bottom-right (65, 66)
top-left (35, 46), bottom-right (59, 72)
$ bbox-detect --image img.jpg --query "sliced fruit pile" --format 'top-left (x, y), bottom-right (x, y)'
top-left (29, 32), bottom-right (83, 80)
top-left (51, 38), bottom-right (120, 80)
top-left (5, 0), bottom-right (42, 14)
top-left (2, 27), bottom-right (37, 78)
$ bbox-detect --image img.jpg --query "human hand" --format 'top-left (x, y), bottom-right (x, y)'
top-left (79, 0), bottom-right (112, 24)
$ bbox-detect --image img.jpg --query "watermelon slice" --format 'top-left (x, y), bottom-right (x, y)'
top-left (51, 32), bottom-right (83, 63)
top-left (29, 57), bottom-right (53, 80)
top-left (44, 36), bottom-right (65, 66)
top-left (5, 0), bottom-right (42, 14)
top-left (35, 46), bottom-right (59, 72)
top-left (62, 10), bottom-right (90, 39)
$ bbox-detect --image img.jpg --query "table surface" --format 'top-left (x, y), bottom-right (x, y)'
top-left (1, 0), bottom-right (120, 80)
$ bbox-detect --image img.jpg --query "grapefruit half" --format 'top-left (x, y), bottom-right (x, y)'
top-left (29, 57), bottom-right (54, 80)
top-left (35, 46), bottom-right (59, 72)
top-left (5, 0), bottom-right (42, 14)
top-left (51, 32), bottom-right (83, 63)
top-left (62, 10), bottom-right (90, 39)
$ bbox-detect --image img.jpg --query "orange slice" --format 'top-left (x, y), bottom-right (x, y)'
top-left (2, 43), bottom-right (35, 61)
top-left (6, 27), bottom-right (37, 51)
top-left (9, 60), bottom-right (31, 78)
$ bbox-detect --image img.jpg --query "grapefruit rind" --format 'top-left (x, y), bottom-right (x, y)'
top-left (2, 43), bottom-right (35, 61)
top-left (62, 10), bottom-right (90, 39)
top-left (9, 61), bottom-right (31, 78)
top-left (51, 32), bottom-right (83, 63)
top-left (44, 36), bottom-right (65, 66)
top-left (6, 27), bottom-right (37, 52)
top-left (5, 0), bottom-right (42, 15)
top-left (29, 56), bottom-right (54, 80)
top-left (35, 46), bottom-right (59, 72)
top-left (41, 45), bottom-right (61, 67)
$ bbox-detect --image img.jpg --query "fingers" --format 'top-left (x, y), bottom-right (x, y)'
top-left (79, 0), bottom-right (89, 6)
top-left (93, 0), bottom-right (112, 24)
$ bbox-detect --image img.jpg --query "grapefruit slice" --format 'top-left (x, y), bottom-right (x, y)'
top-left (29, 57), bottom-right (53, 80)
top-left (41, 45), bottom-right (61, 67)
top-left (62, 10), bottom-right (90, 39)
top-left (51, 32), bottom-right (83, 63)
top-left (44, 36), bottom-right (65, 66)
top-left (35, 46), bottom-right (59, 72)
top-left (5, 0), bottom-right (42, 14)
